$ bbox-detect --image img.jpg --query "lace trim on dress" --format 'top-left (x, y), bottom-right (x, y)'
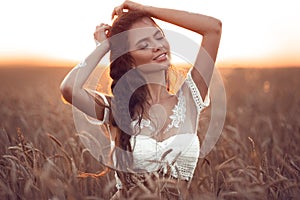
top-left (139, 119), bottom-right (154, 131)
top-left (163, 89), bottom-right (186, 133)
top-left (131, 119), bottom-right (154, 133)
top-left (75, 60), bottom-right (87, 68)
top-left (82, 89), bottom-right (110, 125)
top-left (115, 134), bottom-right (200, 190)
top-left (186, 71), bottom-right (210, 112)
top-left (130, 89), bottom-right (186, 134)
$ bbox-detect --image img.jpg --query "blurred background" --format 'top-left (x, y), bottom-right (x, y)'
top-left (0, 0), bottom-right (299, 199)
top-left (0, 0), bottom-right (299, 68)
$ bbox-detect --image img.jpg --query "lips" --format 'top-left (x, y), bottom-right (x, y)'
top-left (153, 53), bottom-right (167, 61)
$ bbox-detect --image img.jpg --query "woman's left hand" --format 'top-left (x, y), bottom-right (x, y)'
top-left (111, 0), bottom-right (144, 19)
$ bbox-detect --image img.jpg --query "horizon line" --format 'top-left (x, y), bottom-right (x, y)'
top-left (0, 56), bottom-right (299, 69)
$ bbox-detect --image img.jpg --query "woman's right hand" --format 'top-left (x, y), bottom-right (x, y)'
top-left (94, 23), bottom-right (111, 47)
top-left (111, 1), bottom-right (145, 19)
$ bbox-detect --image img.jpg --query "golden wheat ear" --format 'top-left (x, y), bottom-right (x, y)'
top-left (77, 168), bottom-right (109, 178)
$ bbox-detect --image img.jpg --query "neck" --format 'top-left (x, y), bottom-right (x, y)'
top-left (137, 69), bottom-right (170, 104)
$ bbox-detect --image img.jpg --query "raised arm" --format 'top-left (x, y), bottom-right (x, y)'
top-left (113, 1), bottom-right (222, 99)
top-left (60, 24), bottom-right (111, 121)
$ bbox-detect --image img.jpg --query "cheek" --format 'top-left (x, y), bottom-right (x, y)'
top-left (163, 40), bottom-right (170, 51)
top-left (131, 51), bottom-right (153, 66)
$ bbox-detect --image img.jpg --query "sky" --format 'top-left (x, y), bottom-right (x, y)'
top-left (0, 0), bottom-right (299, 67)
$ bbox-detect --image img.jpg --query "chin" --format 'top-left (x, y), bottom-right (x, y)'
top-left (162, 61), bottom-right (171, 69)
top-left (137, 62), bottom-right (170, 74)
top-left (155, 61), bottom-right (170, 71)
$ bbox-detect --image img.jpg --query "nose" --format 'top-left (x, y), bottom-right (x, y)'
top-left (152, 40), bottom-right (164, 52)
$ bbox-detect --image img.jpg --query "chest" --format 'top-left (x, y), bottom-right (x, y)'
top-left (131, 90), bottom-right (186, 141)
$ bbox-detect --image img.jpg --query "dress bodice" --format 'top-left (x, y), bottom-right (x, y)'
top-left (115, 70), bottom-right (209, 189)
top-left (129, 133), bottom-right (200, 180)
top-left (83, 69), bottom-right (210, 190)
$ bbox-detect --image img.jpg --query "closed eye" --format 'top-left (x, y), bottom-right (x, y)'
top-left (154, 30), bottom-right (164, 40)
top-left (138, 43), bottom-right (149, 50)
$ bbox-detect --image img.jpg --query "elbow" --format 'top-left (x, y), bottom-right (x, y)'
top-left (215, 19), bottom-right (222, 35)
top-left (197, 17), bottom-right (222, 36)
top-left (60, 82), bottom-right (73, 104)
top-left (211, 18), bottom-right (222, 36)
top-left (206, 17), bottom-right (222, 35)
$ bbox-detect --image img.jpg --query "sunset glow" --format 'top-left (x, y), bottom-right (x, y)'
top-left (1, 0), bottom-right (299, 68)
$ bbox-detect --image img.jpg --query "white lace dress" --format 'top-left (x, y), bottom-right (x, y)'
top-left (82, 69), bottom-right (209, 190)
top-left (113, 70), bottom-right (209, 189)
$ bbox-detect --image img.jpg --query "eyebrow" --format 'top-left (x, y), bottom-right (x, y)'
top-left (135, 30), bottom-right (162, 46)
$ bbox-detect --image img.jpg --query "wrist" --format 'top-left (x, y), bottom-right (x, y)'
top-left (95, 39), bottom-right (101, 47)
top-left (96, 40), bottom-right (110, 53)
top-left (142, 5), bottom-right (152, 14)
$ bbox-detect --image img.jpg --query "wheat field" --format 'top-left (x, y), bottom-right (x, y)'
top-left (0, 67), bottom-right (299, 199)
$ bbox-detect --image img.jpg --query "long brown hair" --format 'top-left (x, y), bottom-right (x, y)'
top-left (108, 10), bottom-right (159, 188)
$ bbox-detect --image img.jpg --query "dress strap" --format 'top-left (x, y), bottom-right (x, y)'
top-left (83, 89), bottom-right (110, 125)
top-left (185, 70), bottom-right (210, 112)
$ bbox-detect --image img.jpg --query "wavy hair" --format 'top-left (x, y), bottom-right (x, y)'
top-left (108, 10), bottom-right (160, 189)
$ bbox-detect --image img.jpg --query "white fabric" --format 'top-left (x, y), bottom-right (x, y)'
top-left (81, 69), bottom-right (210, 189)
top-left (130, 133), bottom-right (199, 180)
top-left (128, 70), bottom-right (209, 181)
top-left (75, 60), bottom-right (87, 68)
top-left (186, 71), bottom-right (210, 111)
top-left (83, 89), bottom-right (110, 125)
top-left (114, 69), bottom-right (210, 189)
top-left (130, 89), bottom-right (186, 134)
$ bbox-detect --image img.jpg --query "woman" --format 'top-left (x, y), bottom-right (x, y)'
top-left (60, 1), bottom-right (221, 198)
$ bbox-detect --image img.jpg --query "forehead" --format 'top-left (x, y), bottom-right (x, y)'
top-left (128, 18), bottom-right (160, 44)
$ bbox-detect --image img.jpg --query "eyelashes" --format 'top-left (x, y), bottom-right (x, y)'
top-left (138, 36), bottom-right (165, 50)
top-left (139, 43), bottom-right (149, 50)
